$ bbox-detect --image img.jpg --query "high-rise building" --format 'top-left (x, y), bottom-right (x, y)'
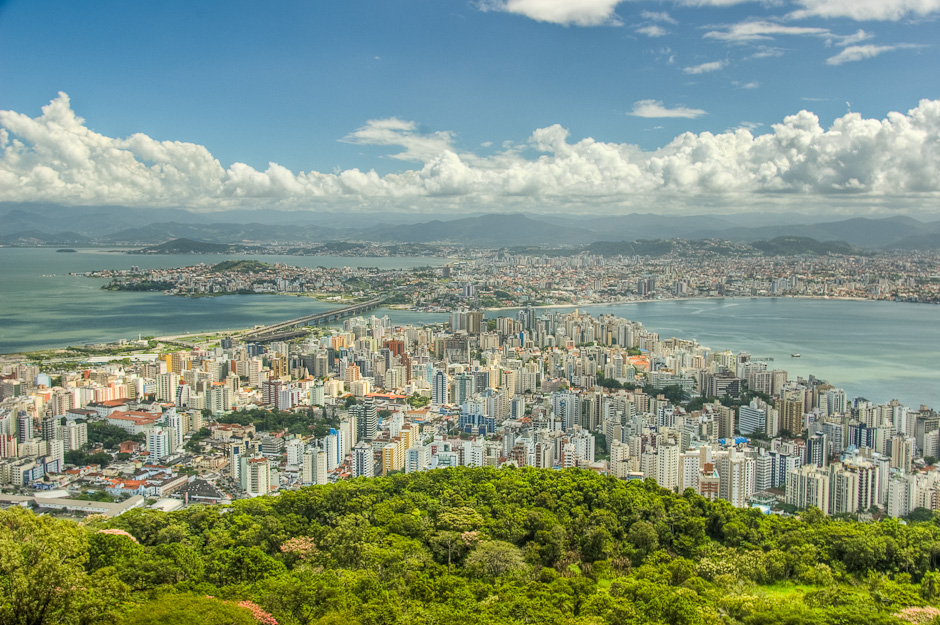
top-left (245, 456), bottom-right (271, 497)
top-left (353, 397), bottom-right (377, 441)
top-left (432, 370), bottom-right (449, 405)
top-left (352, 441), bottom-right (374, 478)
top-left (156, 372), bottom-right (179, 403)
top-left (778, 391), bottom-right (805, 435)
top-left (786, 464), bottom-right (830, 514)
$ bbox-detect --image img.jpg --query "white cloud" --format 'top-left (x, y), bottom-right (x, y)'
top-left (752, 47), bottom-right (786, 58)
top-left (834, 29), bottom-right (874, 46)
top-left (641, 10), bottom-right (677, 23)
top-left (790, 0), bottom-right (940, 21)
top-left (684, 60), bottom-right (727, 74)
top-left (628, 100), bottom-right (708, 118)
top-left (640, 11), bottom-right (678, 24)
top-left (705, 20), bottom-right (832, 43)
top-left (675, 0), bottom-right (760, 5)
top-left (637, 24), bottom-right (669, 37)
top-left (477, 0), bottom-right (624, 26)
top-left (733, 80), bottom-right (760, 89)
top-left (341, 118), bottom-right (455, 161)
top-left (826, 44), bottom-right (912, 64)
top-left (4, 93), bottom-right (940, 214)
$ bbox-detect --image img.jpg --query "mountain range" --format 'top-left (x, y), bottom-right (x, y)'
top-left (2, 202), bottom-right (939, 250)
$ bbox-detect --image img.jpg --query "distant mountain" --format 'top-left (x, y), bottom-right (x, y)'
top-left (4, 202), bottom-right (940, 250)
top-left (885, 232), bottom-right (940, 250)
top-left (0, 230), bottom-right (92, 246)
top-left (358, 213), bottom-right (599, 246)
top-left (105, 222), bottom-right (350, 244)
top-left (750, 236), bottom-right (860, 256)
top-left (694, 216), bottom-right (929, 248)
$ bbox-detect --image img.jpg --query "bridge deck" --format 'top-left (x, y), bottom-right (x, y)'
top-left (243, 296), bottom-right (386, 339)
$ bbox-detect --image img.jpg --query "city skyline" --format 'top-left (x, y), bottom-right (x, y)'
top-left (1, 0), bottom-right (939, 217)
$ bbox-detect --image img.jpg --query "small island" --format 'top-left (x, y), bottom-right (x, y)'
top-left (55, 248), bottom-right (77, 253)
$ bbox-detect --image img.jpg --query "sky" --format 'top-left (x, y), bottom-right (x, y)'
top-left (0, 0), bottom-right (939, 218)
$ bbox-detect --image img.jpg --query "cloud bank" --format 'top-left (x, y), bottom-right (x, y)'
top-left (3, 93), bottom-right (940, 215)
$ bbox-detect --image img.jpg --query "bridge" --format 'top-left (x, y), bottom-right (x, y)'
top-left (243, 296), bottom-right (387, 342)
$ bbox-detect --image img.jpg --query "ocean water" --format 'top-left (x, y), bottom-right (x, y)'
top-left (1, 248), bottom-right (937, 408)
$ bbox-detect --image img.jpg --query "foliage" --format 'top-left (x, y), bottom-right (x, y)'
top-left (88, 422), bottom-right (145, 450)
top-left (8, 467), bottom-right (940, 624)
top-left (65, 449), bottom-right (114, 468)
top-left (0, 507), bottom-right (127, 625)
top-left (220, 408), bottom-right (330, 436)
top-left (406, 393), bottom-right (430, 408)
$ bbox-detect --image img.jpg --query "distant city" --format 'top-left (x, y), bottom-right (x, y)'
top-left (80, 247), bottom-right (940, 307)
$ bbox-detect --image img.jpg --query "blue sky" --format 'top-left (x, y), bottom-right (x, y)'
top-left (1, 0), bottom-right (939, 216)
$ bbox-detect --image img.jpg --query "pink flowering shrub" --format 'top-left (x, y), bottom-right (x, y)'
top-left (895, 606), bottom-right (940, 624)
top-left (204, 596), bottom-right (278, 624)
top-left (96, 528), bottom-right (139, 543)
top-left (238, 600), bottom-right (278, 625)
top-left (279, 536), bottom-right (317, 560)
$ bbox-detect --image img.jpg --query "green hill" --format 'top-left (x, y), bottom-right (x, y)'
top-left (134, 237), bottom-right (234, 254)
top-left (4, 467), bottom-right (940, 625)
top-left (211, 259), bottom-right (271, 273)
top-left (750, 236), bottom-right (860, 256)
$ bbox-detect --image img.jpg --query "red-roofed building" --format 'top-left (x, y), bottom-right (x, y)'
top-left (106, 411), bottom-right (160, 435)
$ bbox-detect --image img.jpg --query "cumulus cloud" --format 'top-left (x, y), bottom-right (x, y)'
top-left (637, 24), bottom-right (669, 37)
top-left (790, 0), bottom-right (940, 21)
top-left (684, 60), bottom-right (727, 74)
top-left (477, 0), bottom-right (623, 26)
top-left (4, 93), bottom-right (940, 215)
top-left (629, 100), bottom-right (708, 118)
top-left (825, 44), bottom-right (910, 65)
top-left (705, 20), bottom-right (832, 43)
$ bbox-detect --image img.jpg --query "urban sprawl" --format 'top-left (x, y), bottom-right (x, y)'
top-left (2, 289), bottom-right (938, 522)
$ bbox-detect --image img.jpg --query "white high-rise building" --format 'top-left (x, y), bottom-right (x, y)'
top-left (156, 373), bottom-right (178, 403)
top-left (147, 428), bottom-right (170, 461)
top-left (245, 456), bottom-right (271, 497)
top-left (353, 441), bottom-right (374, 478)
top-left (406, 445), bottom-right (432, 473)
top-left (286, 439), bottom-right (304, 466)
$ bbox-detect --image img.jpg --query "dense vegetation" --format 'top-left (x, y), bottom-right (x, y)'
top-left (5, 467), bottom-right (940, 625)
top-left (134, 238), bottom-right (235, 254)
top-left (219, 408), bottom-right (339, 437)
top-left (211, 260), bottom-right (271, 273)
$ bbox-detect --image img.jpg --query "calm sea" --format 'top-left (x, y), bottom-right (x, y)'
top-left (1, 248), bottom-right (937, 408)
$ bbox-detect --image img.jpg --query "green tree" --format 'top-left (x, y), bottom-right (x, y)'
top-left (0, 507), bottom-right (126, 625)
top-left (464, 540), bottom-right (527, 579)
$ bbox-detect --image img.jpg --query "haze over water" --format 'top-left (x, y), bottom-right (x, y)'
top-left (2, 248), bottom-right (937, 409)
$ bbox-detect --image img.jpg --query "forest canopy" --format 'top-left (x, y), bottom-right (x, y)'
top-left (3, 466), bottom-right (940, 625)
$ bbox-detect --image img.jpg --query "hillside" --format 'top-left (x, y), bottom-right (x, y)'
top-left (133, 238), bottom-right (235, 254)
top-left (750, 236), bottom-right (861, 256)
top-left (5, 467), bottom-right (940, 625)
